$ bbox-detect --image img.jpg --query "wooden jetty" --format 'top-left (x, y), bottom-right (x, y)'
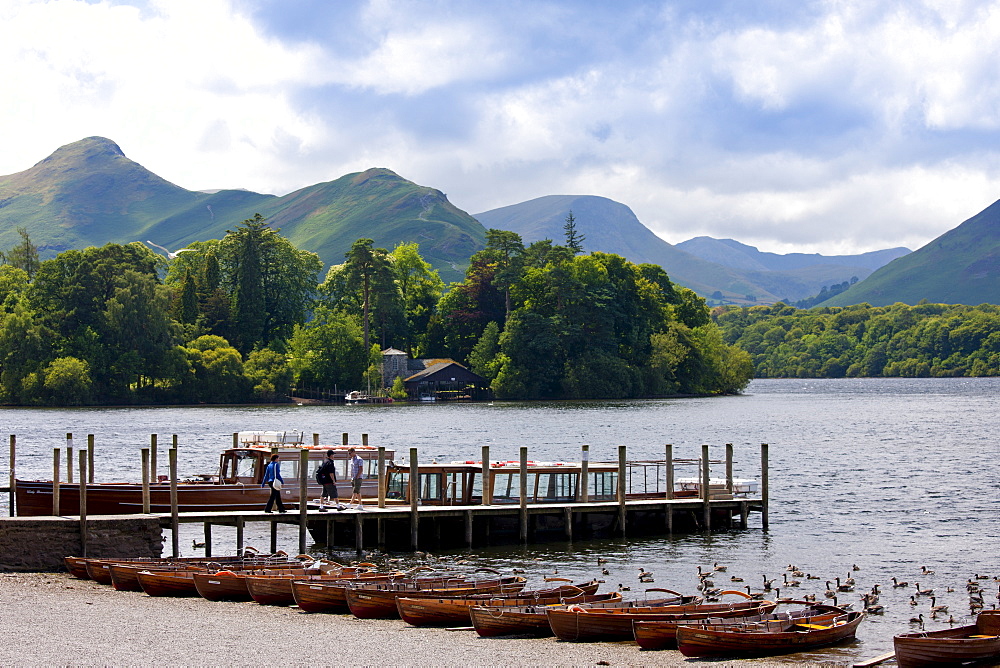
top-left (4, 433), bottom-right (768, 558)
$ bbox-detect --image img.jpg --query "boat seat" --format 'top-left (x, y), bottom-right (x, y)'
top-left (794, 623), bottom-right (830, 630)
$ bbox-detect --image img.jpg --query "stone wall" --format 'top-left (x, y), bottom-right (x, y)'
top-left (0, 516), bottom-right (163, 572)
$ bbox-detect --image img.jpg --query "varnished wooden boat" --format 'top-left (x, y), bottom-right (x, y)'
top-left (110, 563), bottom-right (200, 591)
top-left (193, 568), bottom-right (327, 602)
top-left (469, 593), bottom-right (624, 637)
top-left (633, 602), bottom-right (846, 650)
top-left (64, 556), bottom-right (92, 579)
top-left (67, 552), bottom-right (292, 583)
top-left (291, 574), bottom-right (482, 614)
top-left (105, 555), bottom-right (307, 591)
top-left (397, 582), bottom-right (600, 626)
top-left (676, 609), bottom-right (865, 657)
top-left (346, 576), bottom-right (527, 619)
top-left (246, 568), bottom-right (383, 606)
top-left (546, 593), bottom-right (772, 642)
top-left (894, 610), bottom-right (1000, 667)
top-left (137, 569), bottom-right (201, 597)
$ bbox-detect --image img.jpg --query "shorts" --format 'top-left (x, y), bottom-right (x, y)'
top-left (352, 477), bottom-right (363, 493)
top-left (322, 483), bottom-right (339, 498)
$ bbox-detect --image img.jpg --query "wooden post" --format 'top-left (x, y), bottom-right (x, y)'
top-left (233, 432), bottom-right (239, 449)
top-left (465, 510), bottom-right (474, 547)
top-left (409, 447), bottom-right (419, 550)
top-left (725, 443), bottom-right (734, 493)
top-left (150, 434), bottom-right (158, 483)
top-left (79, 450), bottom-right (88, 557)
top-left (172, 434), bottom-right (178, 450)
top-left (204, 523), bottom-right (212, 558)
top-left (377, 447), bottom-right (386, 508)
top-left (665, 443), bottom-right (674, 534)
top-left (563, 507), bottom-right (573, 541)
top-left (169, 448), bottom-right (179, 558)
top-left (481, 446), bottom-right (491, 505)
top-left (740, 501), bottom-right (749, 529)
top-left (298, 449), bottom-right (309, 554)
top-left (66, 433), bottom-right (73, 484)
top-left (761, 443), bottom-right (769, 530)
top-left (236, 516), bottom-right (244, 553)
top-left (342, 432), bottom-right (349, 446)
top-left (141, 448), bottom-right (151, 513)
top-left (52, 448), bottom-right (61, 516)
top-left (579, 444), bottom-right (590, 503)
top-left (313, 433), bottom-right (320, 447)
top-left (617, 445), bottom-right (627, 537)
top-left (701, 444), bottom-right (711, 531)
top-left (270, 522), bottom-right (277, 553)
top-left (87, 434), bottom-right (95, 483)
top-left (519, 447), bottom-right (528, 543)
top-left (8, 435), bottom-right (15, 517)
top-left (355, 514), bottom-right (364, 555)
top-left (362, 433), bottom-right (369, 447)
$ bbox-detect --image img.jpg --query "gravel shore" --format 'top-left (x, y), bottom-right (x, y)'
top-left (0, 573), bottom-right (854, 666)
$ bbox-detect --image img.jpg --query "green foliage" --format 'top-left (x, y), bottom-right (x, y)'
top-left (715, 302), bottom-right (1000, 378)
top-left (389, 375), bottom-right (407, 400)
top-left (2, 227), bottom-right (40, 279)
top-left (182, 335), bottom-right (248, 403)
top-left (288, 307), bottom-right (368, 389)
top-left (244, 348), bottom-right (292, 402)
top-left (42, 356), bottom-right (91, 405)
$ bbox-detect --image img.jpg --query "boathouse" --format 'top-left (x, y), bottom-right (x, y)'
top-left (381, 349), bottom-right (490, 400)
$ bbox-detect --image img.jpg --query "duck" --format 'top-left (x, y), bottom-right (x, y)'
top-left (597, 557), bottom-right (608, 565)
top-left (618, 583), bottom-right (631, 592)
top-left (853, 564), bottom-right (861, 571)
top-left (921, 566), bottom-right (935, 575)
top-left (975, 573), bottom-right (989, 580)
top-left (803, 593), bottom-right (817, 602)
top-left (915, 583), bottom-right (934, 596)
top-left (601, 568), bottom-right (610, 576)
top-left (730, 575), bottom-right (745, 582)
top-left (638, 568), bottom-right (654, 583)
top-left (806, 573), bottom-right (821, 580)
top-left (929, 597), bottom-right (948, 613)
top-left (786, 564), bottom-right (799, 572)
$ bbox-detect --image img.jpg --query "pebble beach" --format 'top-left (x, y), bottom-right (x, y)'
top-left (0, 572), bottom-right (856, 667)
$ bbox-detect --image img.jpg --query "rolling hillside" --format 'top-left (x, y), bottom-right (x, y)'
top-left (0, 138), bottom-right (484, 281)
top-left (822, 199), bottom-right (1000, 306)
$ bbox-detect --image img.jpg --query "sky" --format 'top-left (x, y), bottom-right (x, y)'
top-left (3, 0), bottom-right (1000, 255)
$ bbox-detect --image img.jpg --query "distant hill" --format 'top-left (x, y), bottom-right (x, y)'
top-left (677, 236), bottom-right (909, 273)
top-left (822, 199), bottom-right (1000, 307)
top-left (0, 138), bottom-right (484, 281)
top-left (475, 195), bottom-right (793, 301)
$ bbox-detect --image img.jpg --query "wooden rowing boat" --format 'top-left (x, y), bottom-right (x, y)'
top-left (633, 602), bottom-right (846, 650)
top-left (137, 569), bottom-right (201, 597)
top-left (67, 552), bottom-right (292, 583)
top-left (346, 576), bottom-right (527, 619)
top-left (894, 610), bottom-right (1000, 667)
top-left (467, 593), bottom-right (623, 637)
top-left (291, 574), bottom-right (483, 614)
top-left (193, 568), bottom-right (329, 602)
top-left (676, 609), bottom-right (865, 657)
top-left (546, 592), bottom-right (770, 642)
top-left (396, 582), bottom-right (600, 626)
top-left (246, 568), bottom-right (385, 606)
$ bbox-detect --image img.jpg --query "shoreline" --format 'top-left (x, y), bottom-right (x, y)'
top-left (0, 572), bottom-right (852, 667)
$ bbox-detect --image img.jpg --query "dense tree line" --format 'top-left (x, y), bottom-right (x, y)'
top-left (0, 214), bottom-right (752, 405)
top-left (714, 302), bottom-right (1000, 378)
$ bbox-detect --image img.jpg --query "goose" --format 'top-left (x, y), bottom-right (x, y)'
top-left (762, 575), bottom-right (775, 591)
top-left (145, 240), bottom-right (195, 260)
top-left (862, 594), bottom-right (884, 614)
top-left (844, 573), bottom-right (856, 586)
top-left (946, 586), bottom-right (955, 593)
top-left (975, 573), bottom-right (990, 580)
top-left (803, 593), bottom-right (817, 602)
top-left (713, 562), bottom-right (727, 572)
top-left (744, 586), bottom-right (765, 600)
top-left (909, 595), bottom-right (918, 606)
top-left (853, 564), bottom-right (861, 571)
top-left (192, 539), bottom-right (205, 549)
top-left (930, 597), bottom-right (948, 613)
top-left (970, 600), bottom-right (985, 612)
top-left (836, 577), bottom-right (854, 593)
top-left (730, 575), bottom-right (745, 582)
top-left (948, 614), bottom-right (956, 626)
top-left (806, 573), bottom-right (821, 580)
top-left (825, 582), bottom-right (838, 598)
top-left (697, 566), bottom-right (711, 579)
top-left (597, 557), bottom-right (608, 565)
top-left (782, 573), bottom-right (801, 587)
top-left (791, 569), bottom-right (805, 577)
top-left (909, 613), bottom-right (925, 626)
top-left (704, 587), bottom-right (722, 597)
top-left (915, 583), bottom-right (934, 596)
top-left (638, 569), bottom-right (654, 583)
top-left (511, 568), bottom-right (526, 574)
top-left (786, 564), bottom-right (799, 572)
top-left (921, 566), bottom-right (935, 575)
top-left (618, 583), bottom-right (631, 592)
top-left (830, 596), bottom-right (854, 611)
top-left (700, 578), bottom-right (715, 588)
top-left (601, 568), bottom-right (610, 576)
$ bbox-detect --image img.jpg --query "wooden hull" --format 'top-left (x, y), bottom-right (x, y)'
top-left (193, 568), bottom-right (322, 602)
top-left (676, 611), bottom-right (865, 658)
top-left (246, 568), bottom-right (379, 606)
top-left (634, 604), bottom-right (844, 650)
top-left (894, 612), bottom-right (1000, 668)
top-left (109, 563), bottom-right (197, 592)
top-left (137, 570), bottom-right (200, 597)
top-left (64, 556), bottom-right (91, 579)
top-left (291, 575), bottom-right (470, 614)
top-left (468, 593), bottom-right (624, 637)
top-left (546, 597), bottom-right (761, 642)
top-left (346, 577), bottom-right (526, 619)
top-left (397, 583), bottom-right (601, 626)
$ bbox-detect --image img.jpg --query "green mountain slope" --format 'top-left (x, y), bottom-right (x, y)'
top-left (822, 199), bottom-right (1000, 306)
top-left (0, 138), bottom-right (484, 281)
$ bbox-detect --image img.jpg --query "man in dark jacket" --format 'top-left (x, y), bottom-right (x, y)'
top-left (316, 450), bottom-right (344, 511)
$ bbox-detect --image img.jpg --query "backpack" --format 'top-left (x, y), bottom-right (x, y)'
top-left (315, 459), bottom-right (335, 484)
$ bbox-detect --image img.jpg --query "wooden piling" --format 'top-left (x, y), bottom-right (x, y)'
top-left (579, 444), bottom-right (590, 502)
top-left (342, 432), bottom-right (348, 446)
top-left (481, 446), bottom-right (491, 505)
top-left (725, 443), bottom-right (733, 493)
top-left (270, 522), bottom-right (277, 553)
top-left (617, 445), bottom-right (627, 537)
top-left (362, 433), bottom-right (369, 447)
top-left (409, 447), bottom-right (419, 550)
top-left (8, 435), bottom-right (15, 517)
top-left (377, 447), bottom-right (386, 508)
top-left (519, 447), bottom-right (528, 543)
top-left (87, 434), bottom-right (95, 483)
top-left (172, 434), bottom-right (178, 450)
top-left (150, 434), bottom-right (157, 483)
top-left (141, 448), bottom-right (150, 513)
top-left (665, 444), bottom-right (674, 534)
top-left (312, 433), bottom-right (320, 447)
top-left (563, 507), bottom-right (573, 541)
top-left (701, 444), bottom-right (711, 531)
top-left (236, 516), bottom-right (244, 553)
top-left (355, 514), bottom-right (364, 554)
top-left (169, 448), bottom-right (179, 558)
top-left (52, 448), bottom-right (61, 516)
top-left (761, 443), bottom-right (769, 529)
top-left (66, 433), bottom-right (73, 484)
top-left (204, 523), bottom-right (212, 558)
top-left (298, 448), bottom-right (309, 555)
top-left (78, 450), bottom-right (88, 557)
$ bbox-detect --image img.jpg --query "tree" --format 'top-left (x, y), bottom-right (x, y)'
top-left (563, 211), bottom-right (585, 254)
top-left (484, 229), bottom-right (525, 322)
top-left (42, 356), bottom-right (91, 405)
top-left (341, 239), bottom-right (397, 351)
top-left (287, 307), bottom-right (368, 389)
top-left (391, 242), bottom-right (443, 355)
top-left (244, 348), bottom-right (293, 402)
top-left (2, 227), bottom-right (41, 279)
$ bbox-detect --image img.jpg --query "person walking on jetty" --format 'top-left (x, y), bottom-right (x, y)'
top-left (262, 454), bottom-right (286, 513)
top-left (348, 448), bottom-right (365, 510)
top-left (316, 450), bottom-right (344, 511)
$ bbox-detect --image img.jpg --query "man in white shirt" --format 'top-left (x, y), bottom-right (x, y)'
top-left (347, 448), bottom-right (365, 510)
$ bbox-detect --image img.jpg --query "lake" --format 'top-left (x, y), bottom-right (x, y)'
top-left (2, 377), bottom-right (998, 662)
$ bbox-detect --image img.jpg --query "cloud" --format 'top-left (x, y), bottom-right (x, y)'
top-left (4, 0), bottom-right (1000, 255)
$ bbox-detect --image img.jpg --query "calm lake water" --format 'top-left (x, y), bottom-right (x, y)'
top-left (2, 377), bottom-right (998, 662)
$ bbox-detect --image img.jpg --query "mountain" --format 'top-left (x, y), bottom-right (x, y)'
top-left (475, 194), bottom-right (793, 301)
top-left (676, 236), bottom-right (909, 273)
top-left (0, 138), bottom-right (484, 281)
top-left (821, 199), bottom-right (1000, 307)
